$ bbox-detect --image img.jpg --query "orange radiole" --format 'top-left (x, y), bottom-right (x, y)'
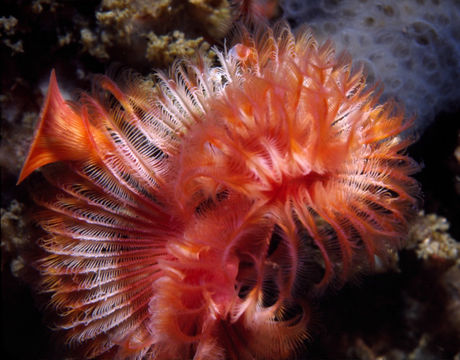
top-left (18, 23), bottom-right (419, 359)
top-left (17, 71), bottom-right (114, 183)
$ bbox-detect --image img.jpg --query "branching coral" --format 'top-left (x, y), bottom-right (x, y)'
top-left (18, 23), bottom-right (419, 359)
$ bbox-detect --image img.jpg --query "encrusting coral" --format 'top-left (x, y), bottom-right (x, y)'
top-left (407, 211), bottom-right (459, 261)
top-left (81, 0), bottom-right (233, 67)
top-left (18, 22), bottom-right (420, 359)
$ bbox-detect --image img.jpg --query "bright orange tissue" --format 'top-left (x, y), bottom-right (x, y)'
top-left (17, 70), bottom-right (112, 184)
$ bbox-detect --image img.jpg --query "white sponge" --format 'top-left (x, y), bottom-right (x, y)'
top-left (281, 0), bottom-right (460, 133)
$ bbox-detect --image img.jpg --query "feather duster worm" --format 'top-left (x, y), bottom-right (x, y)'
top-left (18, 23), bottom-right (419, 359)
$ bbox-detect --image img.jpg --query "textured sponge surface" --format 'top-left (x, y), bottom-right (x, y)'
top-left (282, 0), bottom-right (460, 132)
